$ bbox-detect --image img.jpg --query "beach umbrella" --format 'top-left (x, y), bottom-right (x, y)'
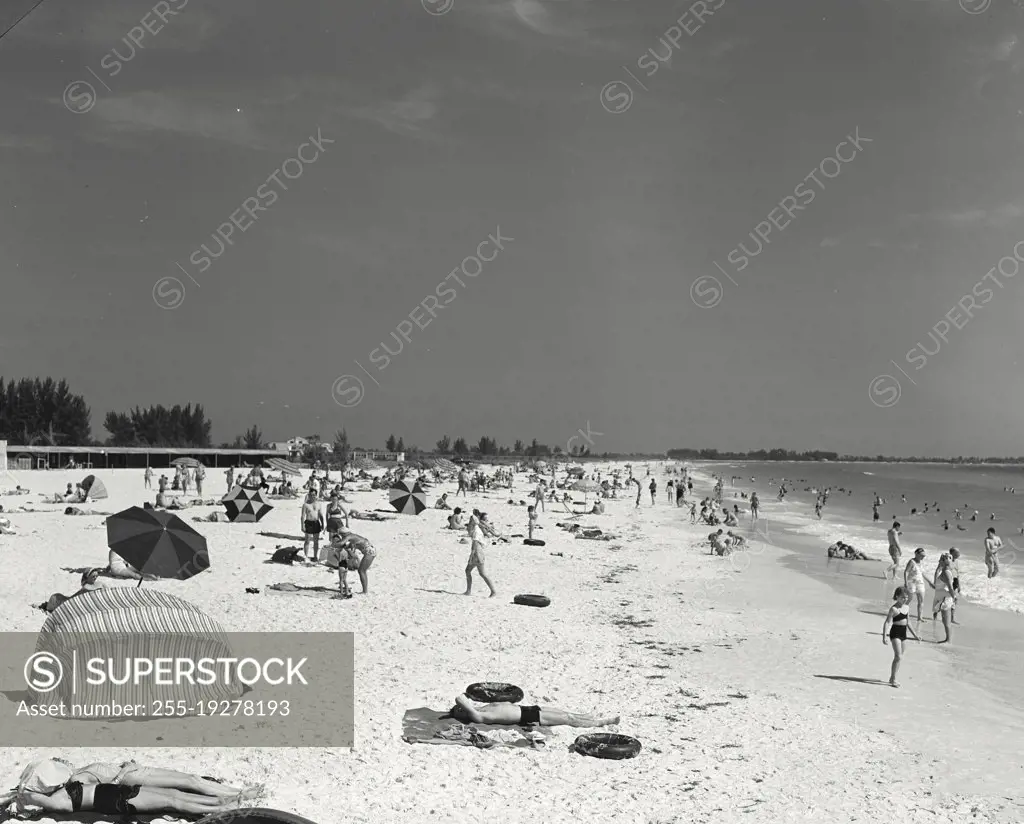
top-left (222, 485), bottom-right (273, 522)
top-left (388, 479), bottom-right (427, 515)
top-left (266, 457), bottom-right (302, 476)
top-left (106, 506), bottom-right (210, 581)
top-left (353, 457), bottom-right (377, 471)
top-left (534, 460), bottom-right (548, 468)
top-left (571, 479), bottom-right (600, 492)
top-left (80, 475), bottom-right (108, 500)
top-left (171, 457), bottom-right (202, 468)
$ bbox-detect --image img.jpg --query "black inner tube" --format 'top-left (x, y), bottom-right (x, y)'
top-left (573, 733), bottom-right (642, 760)
top-left (466, 682), bottom-right (524, 703)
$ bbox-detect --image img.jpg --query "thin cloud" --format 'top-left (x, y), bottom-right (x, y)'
top-left (820, 237), bottom-right (840, 248)
top-left (345, 86), bottom-right (439, 137)
top-left (80, 90), bottom-right (265, 149)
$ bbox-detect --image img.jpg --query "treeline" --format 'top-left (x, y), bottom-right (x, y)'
top-left (666, 448), bottom-right (1024, 464)
top-left (105, 405), bottom-right (213, 447)
top-left (0, 377), bottom-right (92, 445)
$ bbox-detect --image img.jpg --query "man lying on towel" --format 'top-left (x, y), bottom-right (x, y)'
top-left (443, 694), bottom-right (619, 728)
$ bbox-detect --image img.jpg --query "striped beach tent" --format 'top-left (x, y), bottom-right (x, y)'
top-left (27, 588), bottom-right (242, 713)
top-left (265, 458), bottom-right (302, 476)
top-left (80, 475), bottom-right (108, 500)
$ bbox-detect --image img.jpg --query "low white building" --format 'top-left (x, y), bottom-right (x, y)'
top-left (269, 437), bottom-right (309, 460)
top-left (350, 450), bottom-right (405, 463)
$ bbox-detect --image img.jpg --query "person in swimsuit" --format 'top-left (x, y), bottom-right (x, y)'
top-left (464, 514), bottom-right (496, 597)
top-left (324, 493), bottom-right (350, 542)
top-left (903, 547), bottom-right (931, 623)
top-left (332, 530), bottom-right (376, 594)
top-left (931, 552), bottom-right (956, 643)
top-left (649, 478), bottom-right (656, 505)
top-left (446, 694), bottom-right (619, 728)
top-left (527, 505), bottom-right (538, 540)
top-left (984, 527), bottom-right (1002, 578)
top-left (882, 586), bottom-right (920, 688)
top-left (948, 547), bottom-right (962, 624)
top-left (886, 522), bottom-right (903, 579)
top-left (300, 490), bottom-right (324, 563)
top-left (3, 758), bottom-right (259, 818)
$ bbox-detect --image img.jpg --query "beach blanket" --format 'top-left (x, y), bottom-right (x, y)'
top-left (265, 583), bottom-right (342, 599)
top-left (401, 707), bottom-right (550, 750)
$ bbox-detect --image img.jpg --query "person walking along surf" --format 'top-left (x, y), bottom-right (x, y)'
top-left (931, 553), bottom-right (956, 644)
top-left (464, 513), bottom-right (496, 597)
top-left (883, 586), bottom-right (920, 688)
top-left (903, 548), bottom-right (931, 624)
top-left (949, 547), bottom-right (962, 624)
top-left (886, 522), bottom-right (903, 579)
top-left (750, 492), bottom-right (759, 522)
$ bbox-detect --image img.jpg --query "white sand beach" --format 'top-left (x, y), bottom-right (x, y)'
top-left (1, 464), bottom-right (1022, 824)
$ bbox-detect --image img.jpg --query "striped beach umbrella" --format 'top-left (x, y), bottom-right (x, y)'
top-left (106, 506), bottom-right (210, 581)
top-left (388, 479), bottom-right (427, 515)
top-left (352, 457), bottom-right (377, 471)
top-left (222, 485), bottom-right (273, 522)
top-left (266, 457), bottom-right (302, 476)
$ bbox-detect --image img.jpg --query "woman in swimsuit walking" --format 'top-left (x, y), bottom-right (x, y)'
top-left (931, 552), bottom-right (956, 644)
top-left (882, 586), bottom-right (920, 688)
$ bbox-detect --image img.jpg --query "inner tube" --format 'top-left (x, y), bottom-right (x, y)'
top-left (197, 809), bottom-right (320, 824)
top-left (523, 538), bottom-right (546, 546)
top-left (465, 682), bottom-right (524, 703)
top-left (513, 594), bottom-right (550, 608)
top-left (573, 733), bottom-right (642, 760)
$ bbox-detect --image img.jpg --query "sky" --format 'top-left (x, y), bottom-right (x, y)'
top-left (1, 0), bottom-right (1023, 456)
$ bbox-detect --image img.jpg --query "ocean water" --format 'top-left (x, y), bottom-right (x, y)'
top-left (689, 461), bottom-right (1024, 615)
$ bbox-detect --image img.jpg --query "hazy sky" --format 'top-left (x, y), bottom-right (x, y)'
top-left (2, 0), bottom-right (1023, 455)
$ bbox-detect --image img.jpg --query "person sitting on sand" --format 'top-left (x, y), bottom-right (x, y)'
top-left (448, 508), bottom-right (465, 530)
top-left (445, 694), bottom-right (619, 728)
top-left (590, 499), bottom-right (606, 515)
top-left (726, 531), bottom-right (746, 549)
top-left (478, 512), bottom-right (510, 543)
top-left (106, 549), bottom-right (158, 582)
top-left (1, 757), bottom-right (261, 818)
top-left (435, 493), bottom-right (452, 510)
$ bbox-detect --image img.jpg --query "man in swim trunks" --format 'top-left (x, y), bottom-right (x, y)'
top-left (300, 490), bottom-right (324, 563)
top-left (984, 527), bottom-right (1002, 578)
top-left (903, 547), bottom-right (930, 622)
top-left (447, 694), bottom-right (619, 728)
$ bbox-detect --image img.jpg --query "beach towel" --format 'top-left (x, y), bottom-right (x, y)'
top-left (401, 707), bottom-right (550, 750)
top-left (265, 583), bottom-right (342, 598)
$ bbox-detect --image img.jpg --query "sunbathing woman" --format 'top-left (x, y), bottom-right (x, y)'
top-left (447, 694), bottom-right (619, 728)
top-left (2, 758), bottom-right (261, 818)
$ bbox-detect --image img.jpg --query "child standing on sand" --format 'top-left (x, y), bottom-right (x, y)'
top-left (882, 586), bottom-right (920, 688)
top-left (527, 505), bottom-right (538, 541)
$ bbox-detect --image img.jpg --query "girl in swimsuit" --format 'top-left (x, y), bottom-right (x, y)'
top-left (324, 495), bottom-right (349, 541)
top-left (931, 553), bottom-right (956, 643)
top-left (882, 586), bottom-right (920, 688)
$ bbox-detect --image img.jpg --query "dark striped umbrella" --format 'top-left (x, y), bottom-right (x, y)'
top-left (106, 506), bottom-right (210, 581)
top-left (222, 485), bottom-right (273, 522)
top-left (388, 480), bottom-right (427, 515)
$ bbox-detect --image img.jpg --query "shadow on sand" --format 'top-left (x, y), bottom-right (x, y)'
top-left (813, 675), bottom-right (890, 686)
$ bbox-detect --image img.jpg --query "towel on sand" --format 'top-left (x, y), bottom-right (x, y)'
top-left (401, 707), bottom-right (549, 750)
top-left (266, 583), bottom-right (341, 598)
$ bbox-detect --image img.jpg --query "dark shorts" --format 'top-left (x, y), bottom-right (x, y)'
top-left (889, 625), bottom-right (907, 641)
top-left (519, 704), bottom-right (541, 726)
top-left (952, 577), bottom-right (960, 592)
top-left (303, 520), bottom-right (322, 535)
top-left (67, 783), bottom-right (140, 815)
